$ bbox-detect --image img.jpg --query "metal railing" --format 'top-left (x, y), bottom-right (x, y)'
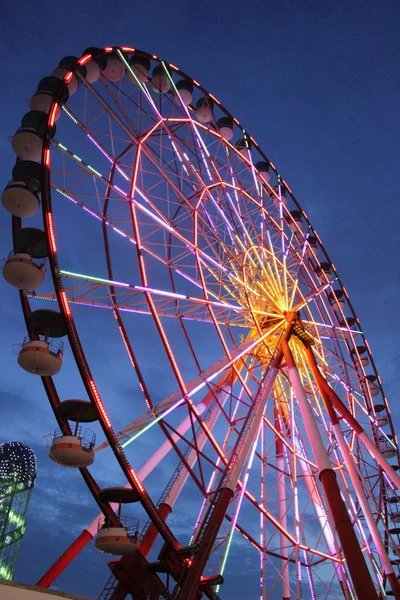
top-left (6, 249), bottom-right (46, 269)
top-left (15, 335), bottom-right (64, 358)
top-left (98, 516), bottom-right (140, 540)
top-left (44, 426), bottom-right (96, 450)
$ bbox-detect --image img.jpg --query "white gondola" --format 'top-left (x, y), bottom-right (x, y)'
top-left (328, 290), bottom-right (345, 312)
top-left (315, 262), bottom-right (331, 284)
top-left (287, 210), bottom-right (306, 233)
top-left (151, 66), bottom-right (170, 93)
top-left (1, 181), bottom-right (40, 218)
top-left (175, 80), bottom-right (193, 106)
top-left (49, 434), bottom-right (94, 468)
top-left (29, 93), bottom-right (61, 120)
top-left (236, 137), bottom-right (251, 157)
top-left (306, 235), bottom-right (318, 259)
top-left (216, 117), bottom-right (234, 141)
top-left (11, 128), bottom-right (43, 162)
top-left (255, 161), bottom-right (271, 184)
top-left (128, 55), bottom-right (150, 85)
top-left (3, 253), bottom-right (45, 290)
top-left (12, 110), bottom-right (52, 162)
top-left (51, 68), bottom-right (79, 96)
top-left (84, 60), bottom-right (101, 84)
top-left (95, 526), bottom-right (138, 555)
top-left (272, 186), bottom-right (288, 209)
top-left (102, 55), bottom-right (126, 82)
top-left (376, 415), bottom-right (388, 427)
top-left (95, 489), bottom-right (140, 555)
top-left (29, 75), bottom-right (68, 120)
top-left (368, 383), bottom-right (380, 397)
top-left (366, 376), bottom-right (380, 397)
top-left (17, 338), bottom-right (63, 376)
top-left (127, 64), bottom-right (147, 84)
top-left (80, 47), bottom-right (105, 84)
top-left (351, 345), bottom-right (369, 368)
top-left (339, 317), bottom-right (356, 340)
top-left (380, 441), bottom-right (397, 459)
top-left (47, 400), bottom-right (97, 468)
top-left (196, 98), bottom-right (213, 123)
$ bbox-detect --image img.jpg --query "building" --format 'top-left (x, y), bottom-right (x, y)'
top-left (0, 442), bottom-right (37, 581)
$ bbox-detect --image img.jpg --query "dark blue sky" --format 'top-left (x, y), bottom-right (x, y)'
top-left (1, 1), bottom-right (400, 599)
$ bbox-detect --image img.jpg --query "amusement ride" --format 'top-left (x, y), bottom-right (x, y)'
top-left (2, 45), bottom-right (400, 600)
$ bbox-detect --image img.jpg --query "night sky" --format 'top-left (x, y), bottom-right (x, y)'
top-left (0, 1), bottom-right (400, 599)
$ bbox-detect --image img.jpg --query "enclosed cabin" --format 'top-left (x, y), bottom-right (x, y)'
top-left (81, 47), bottom-right (107, 84)
top-left (375, 413), bottom-right (389, 427)
top-left (217, 117), bottom-right (234, 141)
top-left (2, 160), bottom-right (42, 218)
top-left (306, 235), bottom-right (318, 259)
top-left (12, 110), bottom-right (56, 163)
top-left (16, 309), bottom-right (67, 376)
top-left (271, 185), bottom-right (288, 210)
top-left (379, 433), bottom-right (397, 459)
top-left (128, 54), bottom-right (151, 85)
top-left (46, 399), bottom-right (97, 468)
top-left (235, 136), bottom-right (251, 158)
top-left (314, 261), bottom-right (332, 284)
top-left (196, 97), bottom-right (214, 123)
top-left (339, 316), bottom-right (356, 340)
top-left (3, 228), bottom-right (48, 291)
top-left (51, 55), bottom-right (88, 95)
top-left (175, 79), bottom-right (193, 107)
top-left (30, 75), bottom-right (69, 121)
top-left (255, 161), bottom-right (272, 185)
top-left (350, 345), bottom-right (369, 370)
top-left (327, 289), bottom-right (345, 312)
top-left (365, 374), bottom-right (380, 397)
top-left (371, 400), bottom-right (389, 429)
top-left (102, 51), bottom-right (126, 82)
top-left (151, 64), bottom-right (171, 94)
top-left (95, 488), bottom-right (140, 555)
top-left (286, 209), bottom-right (307, 234)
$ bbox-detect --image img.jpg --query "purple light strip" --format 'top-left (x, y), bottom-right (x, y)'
top-left (174, 269), bottom-right (203, 290)
top-left (54, 186), bottom-right (136, 245)
top-left (86, 133), bottom-right (129, 182)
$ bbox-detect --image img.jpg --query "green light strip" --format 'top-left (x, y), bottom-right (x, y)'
top-left (62, 106), bottom-right (78, 124)
top-left (121, 418), bottom-right (160, 448)
top-left (54, 142), bottom-right (103, 180)
top-left (60, 269), bottom-right (126, 287)
top-left (88, 165), bottom-right (102, 177)
top-left (0, 506), bottom-right (25, 529)
top-left (0, 561), bottom-right (12, 580)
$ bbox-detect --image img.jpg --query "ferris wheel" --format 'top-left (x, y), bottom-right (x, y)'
top-left (2, 45), bottom-right (400, 600)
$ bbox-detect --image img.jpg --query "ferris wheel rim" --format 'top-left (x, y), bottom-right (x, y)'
top-left (5, 44), bottom-right (400, 598)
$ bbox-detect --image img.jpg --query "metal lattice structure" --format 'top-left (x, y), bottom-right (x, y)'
top-left (0, 442), bottom-right (36, 580)
top-left (2, 46), bottom-right (400, 599)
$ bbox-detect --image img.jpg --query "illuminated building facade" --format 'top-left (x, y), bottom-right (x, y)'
top-left (0, 442), bottom-right (37, 580)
